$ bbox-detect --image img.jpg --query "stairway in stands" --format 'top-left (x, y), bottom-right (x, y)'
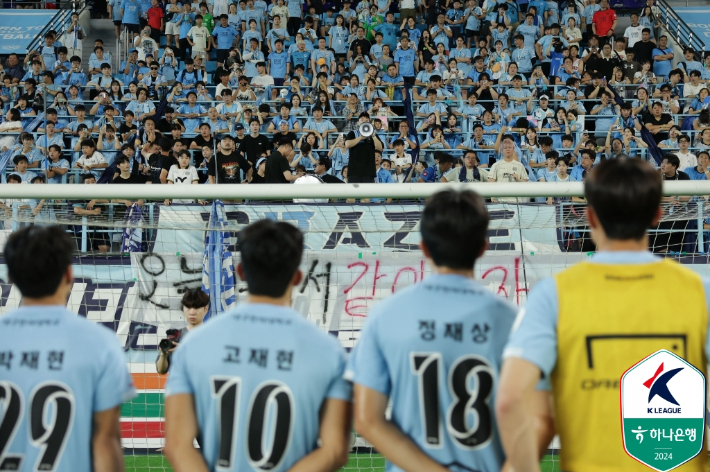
top-left (80, 19), bottom-right (120, 73)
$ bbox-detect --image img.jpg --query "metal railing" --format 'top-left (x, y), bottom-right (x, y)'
top-left (656, 0), bottom-right (706, 54)
top-left (24, 2), bottom-right (89, 58)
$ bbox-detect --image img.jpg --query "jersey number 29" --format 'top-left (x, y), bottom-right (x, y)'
top-left (211, 377), bottom-right (294, 472)
top-left (411, 353), bottom-right (494, 450)
top-left (0, 381), bottom-right (75, 472)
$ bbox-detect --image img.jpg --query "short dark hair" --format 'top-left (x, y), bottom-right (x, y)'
top-left (5, 226), bottom-right (74, 298)
top-left (181, 288), bottom-right (210, 308)
top-left (420, 190), bottom-right (489, 270)
top-left (585, 158), bottom-right (662, 240)
top-left (663, 153), bottom-right (680, 169)
top-left (239, 220), bottom-right (303, 297)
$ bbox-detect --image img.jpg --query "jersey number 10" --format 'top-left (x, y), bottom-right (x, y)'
top-left (211, 377), bottom-right (294, 472)
top-left (411, 353), bottom-right (494, 450)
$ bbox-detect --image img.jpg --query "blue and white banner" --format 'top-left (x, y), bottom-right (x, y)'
top-left (154, 203), bottom-right (561, 254)
top-left (674, 8), bottom-right (710, 46)
top-left (0, 11), bottom-right (60, 54)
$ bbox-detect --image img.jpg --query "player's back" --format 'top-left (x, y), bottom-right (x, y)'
top-left (165, 303), bottom-right (351, 472)
top-left (552, 258), bottom-right (708, 472)
top-left (0, 306), bottom-right (134, 472)
top-left (346, 274), bottom-right (518, 472)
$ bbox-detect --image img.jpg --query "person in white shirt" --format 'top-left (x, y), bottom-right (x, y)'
top-left (390, 138), bottom-right (412, 182)
top-left (623, 13), bottom-right (644, 47)
top-left (187, 15), bottom-right (211, 59)
top-left (74, 139), bottom-right (108, 180)
top-left (134, 27), bottom-right (160, 61)
top-left (165, 150), bottom-right (199, 205)
top-left (488, 130), bottom-right (529, 203)
top-left (251, 61), bottom-right (275, 88)
top-left (676, 134), bottom-right (697, 169)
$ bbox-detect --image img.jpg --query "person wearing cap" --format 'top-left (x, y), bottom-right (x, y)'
top-left (531, 94), bottom-right (554, 122)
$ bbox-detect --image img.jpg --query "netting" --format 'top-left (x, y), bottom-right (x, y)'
top-left (2, 193), bottom-right (710, 472)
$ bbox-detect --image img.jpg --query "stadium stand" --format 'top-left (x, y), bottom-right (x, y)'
top-left (0, 0), bottom-right (708, 253)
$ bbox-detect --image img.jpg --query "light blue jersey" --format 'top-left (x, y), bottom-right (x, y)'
top-left (0, 306), bottom-right (135, 472)
top-left (345, 274), bottom-right (518, 472)
top-left (504, 251), bottom-right (710, 378)
top-left (166, 303), bottom-right (352, 472)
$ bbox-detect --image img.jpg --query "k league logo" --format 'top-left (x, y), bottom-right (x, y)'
top-left (621, 350), bottom-right (706, 471)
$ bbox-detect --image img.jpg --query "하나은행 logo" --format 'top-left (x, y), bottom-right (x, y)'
top-left (621, 350), bottom-right (706, 471)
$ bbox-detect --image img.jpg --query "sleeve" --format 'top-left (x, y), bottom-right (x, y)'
top-left (325, 346), bottom-right (353, 401)
top-left (207, 155), bottom-right (216, 176)
top-left (160, 156), bottom-right (173, 172)
top-left (190, 167), bottom-right (199, 181)
top-left (502, 277), bottom-right (559, 378)
top-left (346, 130), bottom-right (356, 141)
top-left (237, 152), bottom-right (252, 171)
top-left (443, 168), bottom-right (458, 182)
top-left (344, 314), bottom-right (391, 395)
top-left (167, 165), bottom-right (176, 182)
top-left (165, 339), bottom-right (194, 397)
top-left (94, 330), bottom-right (136, 411)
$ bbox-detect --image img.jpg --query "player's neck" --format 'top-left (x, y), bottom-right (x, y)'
top-left (595, 234), bottom-right (650, 252)
top-left (21, 293), bottom-right (68, 307)
top-left (432, 266), bottom-right (475, 279)
top-left (247, 294), bottom-right (293, 307)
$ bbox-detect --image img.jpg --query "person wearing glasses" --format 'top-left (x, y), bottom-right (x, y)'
top-left (140, 63), bottom-right (168, 100)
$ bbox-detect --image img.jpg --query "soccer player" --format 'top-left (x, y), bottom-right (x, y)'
top-left (497, 157), bottom-right (710, 472)
top-left (0, 226), bottom-right (134, 472)
top-left (164, 220), bottom-right (352, 472)
top-left (346, 189), bottom-right (554, 472)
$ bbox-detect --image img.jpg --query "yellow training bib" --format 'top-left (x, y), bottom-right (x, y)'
top-left (552, 259), bottom-right (708, 472)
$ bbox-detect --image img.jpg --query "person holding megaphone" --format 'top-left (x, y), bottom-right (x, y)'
top-left (345, 111), bottom-right (384, 185)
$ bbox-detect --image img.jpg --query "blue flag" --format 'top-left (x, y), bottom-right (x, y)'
top-left (201, 200), bottom-right (236, 321)
top-left (120, 203), bottom-right (143, 252)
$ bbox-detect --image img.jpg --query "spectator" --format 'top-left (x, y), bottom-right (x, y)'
top-left (74, 140), bottom-right (108, 181)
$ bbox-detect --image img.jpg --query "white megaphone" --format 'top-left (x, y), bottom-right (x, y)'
top-left (359, 121), bottom-right (374, 137)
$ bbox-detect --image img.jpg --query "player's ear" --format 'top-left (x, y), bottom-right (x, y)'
top-left (291, 269), bottom-right (303, 288)
top-left (419, 240), bottom-right (432, 259)
top-left (65, 265), bottom-right (74, 285)
top-left (236, 262), bottom-right (247, 281)
top-left (477, 240), bottom-right (489, 259)
top-left (585, 205), bottom-right (599, 229)
top-left (650, 205), bottom-right (662, 226)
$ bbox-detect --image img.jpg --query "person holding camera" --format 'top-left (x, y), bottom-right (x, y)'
top-left (156, 289), bottom-right (210, 375)
top-left (65, 12), bottom-right (86, 58)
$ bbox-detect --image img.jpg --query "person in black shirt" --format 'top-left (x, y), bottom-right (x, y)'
top-left (265, 137), bottom-right (304, 183)
top-left (271, 121), bottom-right (298, 153)
top-left (345, 112), bottom-right (383, 183)
top-left (242, 119), bottom-right (272, 166)
top-left (112, 154), bottom-right (146, 183)
top-left (157, 107), bottom-right (186, 134)
top-left (208, 135), bottom-right (252, 183)
top-left (190, 123), bottom-right (215, 150)
top-left (643, 102), bottom-right (673, 144)
top-left (632, 28), bottom-right (656, 67)
top-left (233, 124), bottom-right (246, 155)
top-left (159, 138), bottom-right (182, 183)
top-left (315, 157), bottom-right (345, 183)
top-left (654, 153), bottom-right (691, 254)
top-left (143, 141), bottom-right (166, 184)
top-left (250, 157), bottom-right (267, 184)
top-left (348, 27), bottom-right (372, 63)
top-left (168, 123), bottom-right (192, 147)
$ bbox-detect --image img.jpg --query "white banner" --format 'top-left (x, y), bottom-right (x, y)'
top-left (154, 203), bottom-right (561, 254)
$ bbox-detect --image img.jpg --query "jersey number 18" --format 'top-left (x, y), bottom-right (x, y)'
top-left (411, 354), bottom-right (494, 450)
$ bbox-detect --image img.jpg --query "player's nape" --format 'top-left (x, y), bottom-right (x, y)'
top-left (4, 225), bottom-right (74, 299)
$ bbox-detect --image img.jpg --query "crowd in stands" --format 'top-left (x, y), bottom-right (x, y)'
top-left (0, 0), bottom-right (708, 195)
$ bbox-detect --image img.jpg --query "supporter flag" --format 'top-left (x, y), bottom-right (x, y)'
top-left (608, 87), bottom-right (663, 166)
top-left (401, 86), bottom-right (421, 182)
top-left (120, 203), bottom-right (143, 252)
top-left (201, 200), bottom-right (236, 321)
